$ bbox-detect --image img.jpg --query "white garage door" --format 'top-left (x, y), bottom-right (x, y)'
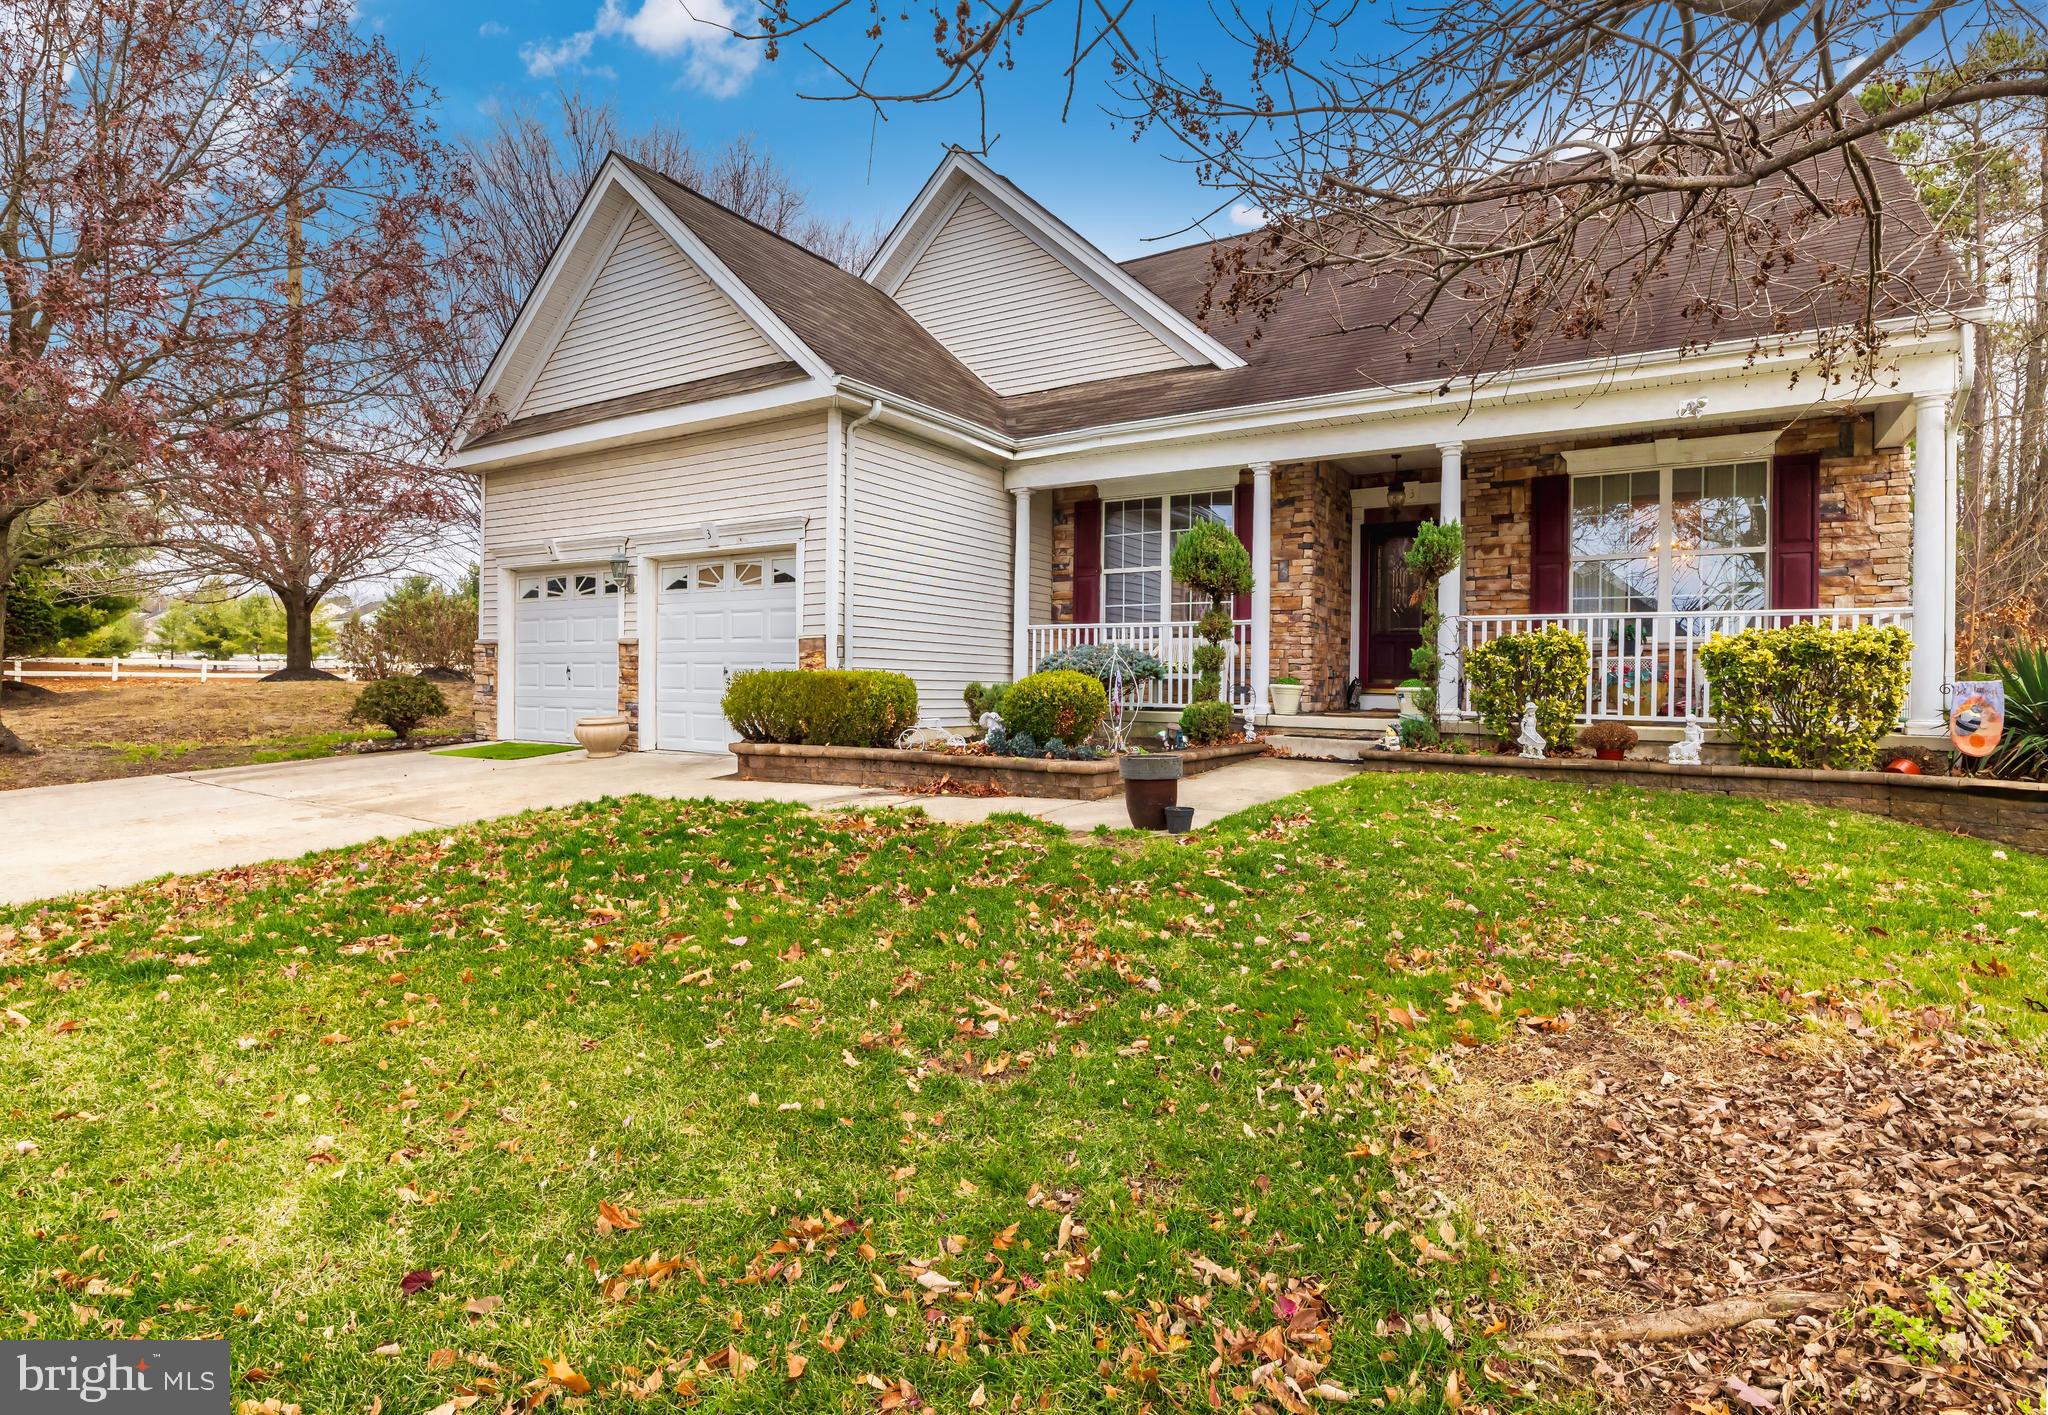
top-left (656, 553), bottom-right (799, 753)
top-left (512, 569), bottom-right (619, 743)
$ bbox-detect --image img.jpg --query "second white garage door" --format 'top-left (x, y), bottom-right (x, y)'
top-left (655, 553), bottom-right (799, 752)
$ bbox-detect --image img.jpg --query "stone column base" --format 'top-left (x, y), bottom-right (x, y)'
top-left (471, 641), bottom-right (498, 739)
top-left (618, 639), bottom-right (640, 751)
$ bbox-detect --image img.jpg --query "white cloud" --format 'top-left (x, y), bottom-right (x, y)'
top-left (520, 30), bottom-right (595, 77)
top-left (477, 19), bottom-right (509, 37)
top-left (1229, 204), bottom-right (1269, 229)
top-left (522, 0), bottom-right (759, 97)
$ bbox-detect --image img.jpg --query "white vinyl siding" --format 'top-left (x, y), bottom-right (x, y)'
top-left (1029, 493), bottom-right (1053, 623)
top-left (893, 193), bottom-right (1188, 396)
top-left (479, 415), bottom-right (828, 644)
top-left (518, 211), bottom-right (782, 419)
top-left (848, 424), bottom-right (1011, 721)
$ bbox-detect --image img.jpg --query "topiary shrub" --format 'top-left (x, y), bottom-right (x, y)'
top-left (347, 675), bottom-right (449, 741)
top-left (1466, 626), bottom-right (1590, 750)
top-left (963, 681), bottom-right (1009, 723)
top-left (1000, 670), bottom-right (1108, 746)
top-left (722, 669), bottom-right (918, 748)
top-left (1401, 520), bottom-right (1463, 720)
top-left (1179, 698), bottom-right (1234, 745)
top-left (1699, 623), bottom-right (1910, 770)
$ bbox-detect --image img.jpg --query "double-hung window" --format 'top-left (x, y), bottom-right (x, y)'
top-left (1570, 461), bottom-right (1768, 622)
top-left (1101, 489), bottom-right (1236, 623)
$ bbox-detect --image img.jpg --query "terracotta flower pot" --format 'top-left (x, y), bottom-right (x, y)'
top-left (1596, 748), bottom-right (1626, 762)
top-left (574, 714), bottom-right (631, 758)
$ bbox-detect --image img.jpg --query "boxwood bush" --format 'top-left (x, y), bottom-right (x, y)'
top-left (999, 670), bottom-right (1108, 746)
top-left (722, 669), bottom-right (918, 748)
top-left (1466, 626), bottom-right (1590, 749)
top-left (1699, 622), bottom-right (1910, 769)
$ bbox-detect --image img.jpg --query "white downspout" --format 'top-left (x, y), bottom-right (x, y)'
top-left (823, 406), bottom-right (844, 667)
top-left (841, 399), bottom-right (884, 669)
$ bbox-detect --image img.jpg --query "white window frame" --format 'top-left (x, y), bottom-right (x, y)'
top-left (1568, 460), bottom-right (1770, 620)
top-left (1099, 487), bottom-right (1236, 624)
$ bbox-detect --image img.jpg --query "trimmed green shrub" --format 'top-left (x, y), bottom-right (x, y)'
top-left (1169, 520), bottom-right (1253, 605)
top-left (963, 681), bottom-right (1010, 722)
top-left (1179, 698), bottom-right (1234, 745)
top-left (722, 669), bottom-right (918, 748)
top-left (1466, 626), bottom-right (1590, 749)
top-left (1699, 623), bottom-right (1911, 769)
top-left (1000, 670), bottom-right (1108, 746)
top-left (1395, 715), bottom-right (1439, 749)
top-left (348, 675), bottom-right (449, 741)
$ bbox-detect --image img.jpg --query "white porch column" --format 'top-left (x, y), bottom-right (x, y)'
top-left (1436, 441), bottom-right (1465, 717)
top-left (1011, 487), bottom-right (1032, 681)
top-left (1908, 393), bottom-right (1949, 733)
top-left (1249, 461), bottom-right (1274, 716)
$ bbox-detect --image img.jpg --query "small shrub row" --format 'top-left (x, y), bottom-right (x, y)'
top-left (983, 727), bottom-right (1102, 761)
top-left (722, 669), bottom-right (918, 748)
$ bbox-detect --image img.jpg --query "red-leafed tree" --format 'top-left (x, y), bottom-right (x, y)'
top-left (1, 0), bottom-right (477, 748)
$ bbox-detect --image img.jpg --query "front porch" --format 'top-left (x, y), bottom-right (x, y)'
top-left (1012, 400), bottom-right (1956, 736)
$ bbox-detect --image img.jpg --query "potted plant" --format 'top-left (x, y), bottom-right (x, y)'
top-left (1119, 749), bottom-right (1183, 829)
top-left (1269, 675), bottom-right (1303, 716)
top-left (1395, 678), bottom-right (1430, 721)
top-left (574, 713), bottom-right (632, 758)
top-left (1578, 720), bottom-right (1638, 762)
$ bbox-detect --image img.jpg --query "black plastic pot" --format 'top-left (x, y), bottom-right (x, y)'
top-left (1162, 805), bottom-right (1195, 835)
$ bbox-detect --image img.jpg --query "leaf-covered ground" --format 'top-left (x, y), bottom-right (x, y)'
top-left (0, 772), bottom-right (2042, 1413)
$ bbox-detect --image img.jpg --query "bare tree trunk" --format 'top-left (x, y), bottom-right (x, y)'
top-left (262, 589), bottom-right (336, 681)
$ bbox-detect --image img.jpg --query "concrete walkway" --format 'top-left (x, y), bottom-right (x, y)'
top-left (0, 748), bottom-right (1354, 905)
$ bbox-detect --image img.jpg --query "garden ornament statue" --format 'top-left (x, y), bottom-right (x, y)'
top-left (896, 725), bottom-right (965, 751)
top-left (1517, 701), bottom-right (1546, 759)
top-left (977, 711), bottom-right (1003, 737)
top-left (1668, 719), bottom-right (1704, 765)
top-left (1379, 723), bottom-right (1402, 751)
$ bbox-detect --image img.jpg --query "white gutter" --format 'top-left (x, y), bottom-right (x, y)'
top-left (841, 399), bottom-right (884, 668)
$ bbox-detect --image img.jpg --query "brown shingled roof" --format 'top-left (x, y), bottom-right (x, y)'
top-left (491, 139), bottom-right (1968, 454)
top-left (466, 361), bottom-right (808, 449)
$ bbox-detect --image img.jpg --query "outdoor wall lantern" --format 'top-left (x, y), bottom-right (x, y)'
top-left (607, 549), bottom-right (636, 594)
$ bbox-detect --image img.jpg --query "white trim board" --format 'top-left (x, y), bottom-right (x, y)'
top-left (1560, 428), bottom-right (1781, 474)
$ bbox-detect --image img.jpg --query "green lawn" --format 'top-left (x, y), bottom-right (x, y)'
top-left (437, 741), bottom-right (580, 760)
top-left (0, 774), bottom-right (2041, 1412)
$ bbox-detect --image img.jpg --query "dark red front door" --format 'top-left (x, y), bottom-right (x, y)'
top-left (1360, 521), bottom-right (1425, 686)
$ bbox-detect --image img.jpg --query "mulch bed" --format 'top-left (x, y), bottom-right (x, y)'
top-left (1427, 1018), bottom-right (2048, 1411)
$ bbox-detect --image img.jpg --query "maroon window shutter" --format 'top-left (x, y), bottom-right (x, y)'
top-left (1233, 483), bottom-right (1254, 618)
top-left (1529, 474), bottom-right (1570, 613)
top-left (1072, 497), bottom-right (1103, 624)
top-left (1769, 453), bottom-right (1820, 610)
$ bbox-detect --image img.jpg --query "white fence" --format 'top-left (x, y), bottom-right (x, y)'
top-left (1026, 621), bottom-right (1255, 709)
top-left (5, 655), bottom-right (349, 683)
top-left (1454, 606), bottom-right (1914, 724)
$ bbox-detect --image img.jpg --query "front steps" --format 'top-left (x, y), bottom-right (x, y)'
top-left (1259, 712), bottom-right (1403, 761)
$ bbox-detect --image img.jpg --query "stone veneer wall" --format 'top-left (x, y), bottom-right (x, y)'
top-left (1270, 462), bottom-right (1354, 711)
top-left (617, 639), bottom-right (640, 751)
top-left (1462, 415), bottom-right (1911, 614)
top-left (797, 636), bottom-right (827, 670)
top-left (1047, 488), bottom-right (1090, 625)
top-left (471, 641), bottom-right (498, 739)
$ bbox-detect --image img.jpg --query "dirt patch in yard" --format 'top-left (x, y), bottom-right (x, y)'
top-left (0, 678), bottom-right (472, 791)
top-left (1427, 1017), bottom-right (2048, 1411)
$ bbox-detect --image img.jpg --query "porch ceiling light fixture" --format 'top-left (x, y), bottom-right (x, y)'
top-left (1385, 452), bottom-right (1408, 510)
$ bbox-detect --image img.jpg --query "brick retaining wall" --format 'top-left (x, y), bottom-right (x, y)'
top-left (1342, 751), bottom-right (2048, 853)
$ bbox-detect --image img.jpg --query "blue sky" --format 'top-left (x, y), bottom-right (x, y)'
top-left (359, 0), bottom-right (1284, 261)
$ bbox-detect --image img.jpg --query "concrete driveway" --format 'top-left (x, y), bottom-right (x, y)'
top-left (0, 748), bottom-right (1354, 905)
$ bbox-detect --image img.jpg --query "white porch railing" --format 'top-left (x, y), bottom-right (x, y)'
top-left (1454, 607), bottom-right (1914, 724)
top-left (1026, 621), bottom-right (1255, 709)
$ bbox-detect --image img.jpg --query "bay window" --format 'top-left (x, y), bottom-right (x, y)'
top-left (1570, 461), bottom-right (1768, 619)
top-left (1102, 488), bottom-right (1236, 623)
